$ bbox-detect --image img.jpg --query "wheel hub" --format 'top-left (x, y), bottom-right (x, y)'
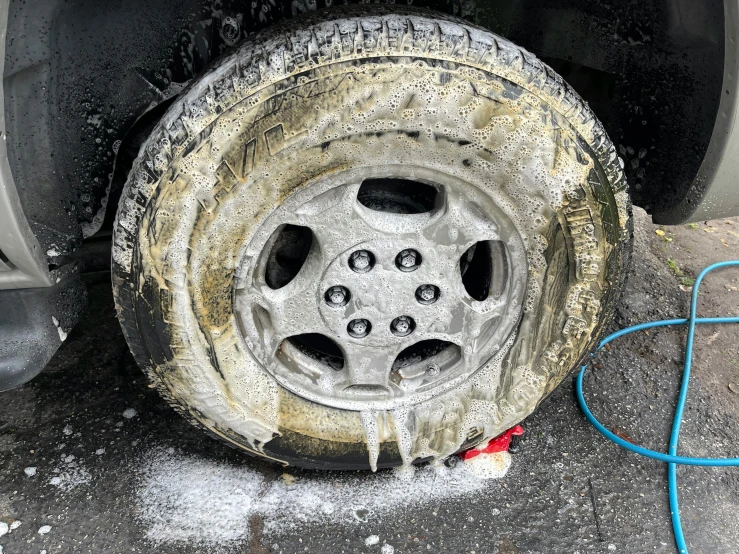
top-left (317, 239), bottom-right (445, 348)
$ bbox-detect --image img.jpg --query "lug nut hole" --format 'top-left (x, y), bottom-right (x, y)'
top-left (349, 250), bottom-right (375, 273)
top-left (390, 315), bottom-right (415, 337)
top-left (426, 363), bottom-right (440, 377)
top-left (325, 285), bottom-right (351, 308)
top-left (416, 284), bottom-right (440, 305)
top-left (396, 249), bottom-right (422, 272)
top-left (347, 318), bottom-right (371, 338)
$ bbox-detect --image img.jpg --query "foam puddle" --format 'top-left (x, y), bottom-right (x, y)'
top-left (136, 447), bottom-right (514, 550)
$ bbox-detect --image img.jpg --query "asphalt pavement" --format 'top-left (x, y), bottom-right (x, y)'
top-left (1, 207), bottom-right (738, 554)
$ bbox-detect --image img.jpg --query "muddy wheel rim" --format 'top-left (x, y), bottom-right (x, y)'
top-left (233, 164), bottom-right (528, 411)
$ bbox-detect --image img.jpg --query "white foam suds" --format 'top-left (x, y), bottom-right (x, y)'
top-left (47, 453), bottom-right (90, 491)
top-left (360, 410), bottom-right (380, 472)
top-left (136, 446), bottom-right (514, 550)
top-left (51, 316), bottom-right (67, 342)
top-left (462, 451), bottom-right (512, 479)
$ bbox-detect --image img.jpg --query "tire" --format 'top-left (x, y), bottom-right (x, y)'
top-left (112, 6), bottom-right (632, 470)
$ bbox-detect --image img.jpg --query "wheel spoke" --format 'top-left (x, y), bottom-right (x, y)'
top-left (423, 187), bottom-right (501, 261)
top-left (234, 257), bottom-right (328, 358)
top-left (462, 301), bottom-right (511, 361)
top-left (339, 341), bottom-right (406, 391)
top-left (285, 183), bottom-right (367, 260)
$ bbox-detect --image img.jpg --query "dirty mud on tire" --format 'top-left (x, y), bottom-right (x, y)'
top-left (112, 7), bottom-right (631, 470)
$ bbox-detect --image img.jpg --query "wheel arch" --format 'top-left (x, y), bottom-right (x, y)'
top-left (1, 0), bottom-right (726, 267)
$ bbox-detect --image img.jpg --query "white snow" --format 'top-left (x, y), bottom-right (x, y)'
top-left (381, 545), bottom-right (395, 554)
top-left (136, 446), bottom-right (512, 550)
top-left (0, 521), bottom-right (7, 537)
top-left (38, 525), bottom-right (52, 535)
top-left (63, 424), bottom-right (73, 435)
top-left (24, 466), bottom-right (37, 477)
top-left (122, 408), bottom-right (137, 419)
top-left (95, 448), bottom-right (105, 455)
top-left (46, 247), bottom-right (60, 257)
top-left (365, 535), bottom-right (380, 546)
top-left (10, 521), bottom-right (21, 531)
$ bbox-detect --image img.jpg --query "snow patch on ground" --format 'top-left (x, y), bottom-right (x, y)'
top-left (122, 408), bottom-right (137, 419)
top-left (136, 446), bottom-right (513, 550)
top-left (38, 525), bottom-right (51, 535)
top-left (24, 467), bottom-right (37, 477)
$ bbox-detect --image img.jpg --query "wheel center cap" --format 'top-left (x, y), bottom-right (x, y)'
top-left (318, 239), bottom-right (449, 347)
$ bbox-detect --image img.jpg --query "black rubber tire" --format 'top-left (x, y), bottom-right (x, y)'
top-left (112, 6), bottom-right (632, 470)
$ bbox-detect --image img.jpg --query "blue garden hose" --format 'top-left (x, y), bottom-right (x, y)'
top-left (576, 260), bottom-right (739, 554)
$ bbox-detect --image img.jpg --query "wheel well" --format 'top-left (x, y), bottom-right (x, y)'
top-left (477, 0), bottom-right (724, 220)
top-left (3, 0), bottom-right (724, 264)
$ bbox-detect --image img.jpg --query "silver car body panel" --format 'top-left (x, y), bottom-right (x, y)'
top-left (0, 0), bottom-right (51, 290)
top-left (656, 0), bottom-right (739, 224)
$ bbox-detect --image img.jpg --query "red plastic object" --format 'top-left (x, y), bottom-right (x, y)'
top-left (459, 425), bottom-right (525, 460)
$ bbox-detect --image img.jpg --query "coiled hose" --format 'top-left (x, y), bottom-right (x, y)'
top-left (576, 261), bottom-right (739, 553)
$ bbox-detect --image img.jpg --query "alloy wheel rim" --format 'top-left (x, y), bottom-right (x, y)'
top-left (233, 165), bottom-right (528, 411)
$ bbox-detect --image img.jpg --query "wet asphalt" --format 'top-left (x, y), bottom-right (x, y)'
top-left (1, 207), bottom-right (738, 554)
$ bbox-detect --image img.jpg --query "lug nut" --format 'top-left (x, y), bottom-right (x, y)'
top-left (390, 315), bottom-right (415, 337)
top-left (349, 250), bottom-right (374, 273)
top-left (347, 318), bottom-right (371, 338)
top-left (416, 284), bottom-right (440, 305)
top-left (396, 249), bottom-right (421, 272)
top-left (325, 285), bottom-right (350, 308)
top-left (221, 16), bottom-right (240, 43)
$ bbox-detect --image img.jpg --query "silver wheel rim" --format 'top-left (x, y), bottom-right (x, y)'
top-left (233, 165), bottom-right (528, 411)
